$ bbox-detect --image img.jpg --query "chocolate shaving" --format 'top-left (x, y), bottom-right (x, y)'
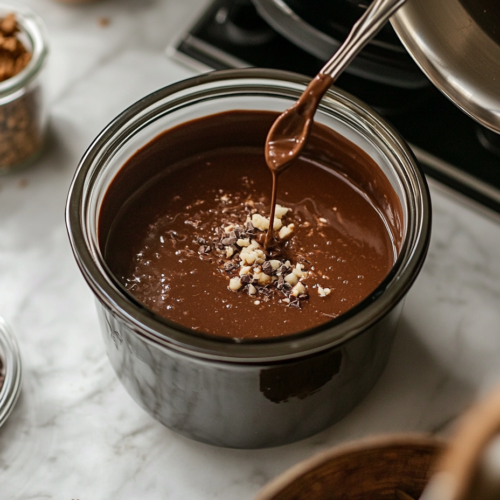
top-left (221, 236), bottom-right (237, 246)
top-left (262, 261), bottom-right (274, 276)
top-left (245, 222), bottom-right (256, 234)
top-left (240, 274), bottom-right (252, 284)
top-left (224, 262), bottom-right (238, 273)
top-left (198, 245), bottom-right (211, 254)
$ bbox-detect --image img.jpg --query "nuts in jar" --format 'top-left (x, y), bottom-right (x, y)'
top-left (0, 6), bottom-right (48, 174)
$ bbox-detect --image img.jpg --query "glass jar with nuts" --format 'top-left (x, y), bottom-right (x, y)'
top-left (0, 4), bottom-right (48, 174)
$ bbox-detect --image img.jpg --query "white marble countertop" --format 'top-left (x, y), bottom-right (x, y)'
top-left (2, 0), bottom-right (500, 498)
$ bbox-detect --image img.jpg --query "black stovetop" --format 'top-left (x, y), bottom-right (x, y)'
top-left (175, 0), bottom-right (500, 213)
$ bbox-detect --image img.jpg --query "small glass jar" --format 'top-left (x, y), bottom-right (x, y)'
top-left (0, 4), bottom-right (48, 174)
top-left (66, 69), bottom-right (431, 448)
top-left (0, 317), bottom-right (22, 428)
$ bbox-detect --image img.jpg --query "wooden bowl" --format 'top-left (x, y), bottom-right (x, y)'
top-left (255, 435), bottom-right (443, 500)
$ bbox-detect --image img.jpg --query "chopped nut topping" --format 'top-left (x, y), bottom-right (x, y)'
top-left (318, 285), bottom-right (331, 297)
top-left (251, 213), bottom-right (282, 231)
top-left (239, 266), bottom-right (252, 275)
top-left (237, 238), bottom-right (250, 247)
top-left (269, 260), bottom-right (281, 270)
top-left (258, 273), bottom-right (272, 285)
top-left (293, 263), bottom-right (306, 278)
top-left (291, 282), bottom-right (306, 297)
top-left (284, 273), bottom-right (298, 286)
top-left (279, 224), bottom-right (295, 240)
top-left (229, 277), bottom-right (242, 291)
top-left (240, 251), bottom-right (257, 265)
top-left (275, 204), bottom-right (290, 219)
top-left (193, 203), bottom-right (316, 309)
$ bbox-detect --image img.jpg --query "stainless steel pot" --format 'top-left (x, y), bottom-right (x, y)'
top-left (252, 0), bottom-right (429, 88)
top-left (392, 0), bottom-right (500, 133)
top-left (252, 0), bottom-right (500, 133)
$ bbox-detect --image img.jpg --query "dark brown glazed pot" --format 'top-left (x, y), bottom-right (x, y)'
top-left (255, 434), bottom-right (443, 499)
top-left (66, 69), bottom-right (431, 448)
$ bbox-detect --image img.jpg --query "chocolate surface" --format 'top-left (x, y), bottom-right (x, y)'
top-left (100, 110), bottom-right (403, 339)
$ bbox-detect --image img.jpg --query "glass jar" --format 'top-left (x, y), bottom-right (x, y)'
top-left (0, 4), bottom-right (48, 174)
top-left (66, 69), bottom-right (431, 448)
top-left (0, 316), bottom-right (22, 429)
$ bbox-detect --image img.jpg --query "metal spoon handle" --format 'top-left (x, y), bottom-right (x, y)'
top-left (320, 0), bottom-right (408, 79)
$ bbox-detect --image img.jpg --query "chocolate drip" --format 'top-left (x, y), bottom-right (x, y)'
top-left (264, 74), bottom-right (333, 247)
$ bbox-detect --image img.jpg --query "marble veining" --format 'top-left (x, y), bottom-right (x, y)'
top-left (1, 0), bottom-right (500, 498)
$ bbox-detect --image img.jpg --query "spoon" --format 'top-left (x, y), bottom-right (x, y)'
top-left (264, 0), bottom-right (408, 247)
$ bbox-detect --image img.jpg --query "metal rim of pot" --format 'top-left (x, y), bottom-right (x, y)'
top-left (251, 0), bottom-right (429, 89)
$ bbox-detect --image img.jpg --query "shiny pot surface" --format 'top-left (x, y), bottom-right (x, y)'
top-left (66, 69), bottom-right (431, 448)
top-left (392, 0), bottom-right (500, 133)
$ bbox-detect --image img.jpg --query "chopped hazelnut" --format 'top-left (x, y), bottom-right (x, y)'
top-left (258, 273), bottom-right (272, 285)
top-left (279, 224), bottom-right (295, 240)
top-left (239, 266), bottom-right (252, 275)
top-left (251, 213), bottom-right (283, 231)
top-left (237, 238), bottom-right (250, 247)
top-left (240, 251), bottom-right (257, 265)
top-left (293, 263), bottom-right (306, 278)
top-left (226, 246), bottom-right (234, 258)
top-left (248, 284), bottom-right (257, 295)
top-left (291, 282), bottom-right (306, 297)
top-left (275, 204), bottom-right (290, 219)
top-left (269, 260), bottom-right (281, 271)
top-left (229, 277), bottom-right (242, 291)
top-left (318, 285), bottom-right (331, 297)
top-left (251, 214), bottom-right (268, 230)
top-left (254, 249), bottom-right (266, 260)
top-left (285, 273), bottom-right (298, 286)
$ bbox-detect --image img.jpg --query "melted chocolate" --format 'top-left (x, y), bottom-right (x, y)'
top-left (100, 110), bottom-right (403, 339)
top-left (264, 74), bottom-right (333, 247)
